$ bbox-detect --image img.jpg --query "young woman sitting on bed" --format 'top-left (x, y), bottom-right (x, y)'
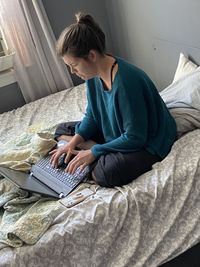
top-left (50, 12), bottom-right (177, 188)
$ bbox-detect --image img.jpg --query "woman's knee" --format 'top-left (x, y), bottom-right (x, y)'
top-left (91, 169), bottom-right (113, 187)
top-left (92, 153), bottom-right (130, 187)
top-left (91, 151), bottom-right (160, 188)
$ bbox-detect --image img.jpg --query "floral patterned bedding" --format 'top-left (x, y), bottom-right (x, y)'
top-left (0, 83), bottom-right (200, 267)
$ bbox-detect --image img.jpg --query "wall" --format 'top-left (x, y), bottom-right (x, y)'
top-left (0, 82), bottom-right (25, 113)
top-left (105, 0), bottom-right (200, 90)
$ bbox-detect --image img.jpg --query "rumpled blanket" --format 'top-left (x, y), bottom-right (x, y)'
top-left (0, 177), bottom-right (64, 249)
top-left (0, 124), bottom-right (65, 249)
top-left (0, 129), bottom-right (199, 266)
top-left (0, 82), bottom-right (200, 265)
top-left (170, 107), bottom-right (200, 137)
top-left (0, 125), bottom-right (57, 171)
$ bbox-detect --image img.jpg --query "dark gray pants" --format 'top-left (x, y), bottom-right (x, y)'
top-left (55, 122), bottom-right (161, 187)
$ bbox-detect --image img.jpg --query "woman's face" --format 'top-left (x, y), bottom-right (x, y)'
top-left (63, 52), bottom-right (97, 80)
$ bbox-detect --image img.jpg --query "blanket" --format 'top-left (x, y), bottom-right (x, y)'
top-left (0, 125), bottom-right (56, 171)
top-left (0, 81), bottom-right (200, 266)
top-left (0, 84), bottom-right (88, 251)
top-left (170, 107), bottom-right (200, 137)
top-left (0, 175), bottom-right (96, 249)
top-left (0, 177), bottom-right (64, 249)
top-left (0, 129), bottom-right (199, 267)
top-left (0, 121), bottom-right (61, 248)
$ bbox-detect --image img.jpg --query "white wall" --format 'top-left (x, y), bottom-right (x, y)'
top-left (106, 0), bottom-right (200, 90)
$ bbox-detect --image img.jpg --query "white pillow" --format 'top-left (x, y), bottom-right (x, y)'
top-left (173, 53), bottom-right (199, 83)
top-left (161, 68), bottom-right (200, 110)
top-left (161, 68), bottom-right (200, 137)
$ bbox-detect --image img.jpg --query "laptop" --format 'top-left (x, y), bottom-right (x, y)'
top-left (0, 154), bottom-right (91, 199)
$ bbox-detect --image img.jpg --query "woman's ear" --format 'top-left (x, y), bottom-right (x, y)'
top-left (87, 50), bottom-right (97, 62)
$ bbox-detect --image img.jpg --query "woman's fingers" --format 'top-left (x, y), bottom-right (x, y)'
top-left (51, 154), bottom-right (60, 168)
top-left (66, 154), bottom-right (82, 173)
top-left (49, 150), bottom-right (57, 164)
top-left (79, 162), bottom-right (87, 172)
top-left (64, 150), bottom-right (73, 164)
top-left (65, 149), bottom-right (95, 174)
top-left (70, 149), bottom-right (79, 155)
top-left (71, 161), bottom-right (87, 174)
top-left (49, 149), bottom-right (57, 155)
top-left (65, 157), bottom-right (77, 173)
top-left (50, 149), bottom-right (93, 174)
top-left (65, 152), bottom-right (88, 174)
top-left (50, 149), bottom-right (75, 169)
top-left (50, 149), bottom-right (63, 168)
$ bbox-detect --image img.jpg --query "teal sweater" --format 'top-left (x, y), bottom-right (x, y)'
top-left (76, 57), bottom-right (177, 158)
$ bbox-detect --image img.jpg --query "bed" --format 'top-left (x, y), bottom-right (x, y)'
top-left (0, 53), bottom-right (200, 267)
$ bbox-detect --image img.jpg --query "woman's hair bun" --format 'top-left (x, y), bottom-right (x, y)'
top-left (75, 12), bottom-right (95, 27)
top-left (56, 11), bottom-right (106, 57)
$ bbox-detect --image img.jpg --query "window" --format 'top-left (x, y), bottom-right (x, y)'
top-left (0, 27), bottom-right (15, 75)
top-left (0, 28), bottom-right (7, 57)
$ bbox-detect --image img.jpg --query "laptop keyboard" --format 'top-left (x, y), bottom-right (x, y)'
top-left (31, 155), bottom-right (90, 189)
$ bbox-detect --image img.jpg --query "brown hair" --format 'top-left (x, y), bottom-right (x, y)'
top-left (56, 12), bottom-right (106, 58)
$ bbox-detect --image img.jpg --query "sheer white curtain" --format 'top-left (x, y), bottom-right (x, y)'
top-left (0, 0), bottom-right (73, 103)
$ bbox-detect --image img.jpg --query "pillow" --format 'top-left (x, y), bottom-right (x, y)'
top-left (161, 68), bottom-right (200, 110)
top-left (161, 68), bottom-right (200, 137)
top-left (172, 53), bottom-right (199, 83)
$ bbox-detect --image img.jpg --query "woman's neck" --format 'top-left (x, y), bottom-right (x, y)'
top-left (98, 54), bottom-right (118, 90)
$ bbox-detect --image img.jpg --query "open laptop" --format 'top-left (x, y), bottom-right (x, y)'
top-left (0, 143), bottom-right (91, 199)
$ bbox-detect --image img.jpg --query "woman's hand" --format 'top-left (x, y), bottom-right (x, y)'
top-left (49, 142), bottom-right (75, 168)
top-left (66, 149), bottom-right (96, 174)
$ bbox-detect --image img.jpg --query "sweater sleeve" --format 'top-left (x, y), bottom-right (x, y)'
top-left (75, 84), bottom-right (99, 141)
top-left (91, 76), bottom-right (149, 158)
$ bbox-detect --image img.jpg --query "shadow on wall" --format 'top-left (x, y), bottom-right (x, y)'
top-left (0, 82), bottom-right (25, 113)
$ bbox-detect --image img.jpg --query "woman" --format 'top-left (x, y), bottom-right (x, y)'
top-left (50, 12), bottom-right (177, 187)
